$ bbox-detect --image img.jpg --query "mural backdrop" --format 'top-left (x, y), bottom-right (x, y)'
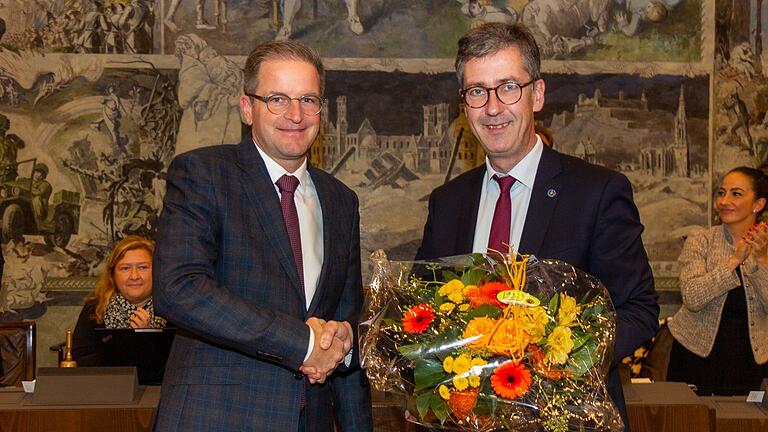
top-left (0, 0), bottom-right (753, 368)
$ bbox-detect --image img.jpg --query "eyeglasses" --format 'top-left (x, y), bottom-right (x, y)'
top-left (116, 264), bottom-right (151, 274)
top-left (245, 92), bottom-right (323, 116)
top-left (460, 79), bottom-right (537, 109)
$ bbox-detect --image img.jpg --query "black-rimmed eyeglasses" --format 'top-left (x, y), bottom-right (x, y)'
top-left (245, 92), bottom-right (324, 116)
top-left (460, 79), bottom-right (537, 109)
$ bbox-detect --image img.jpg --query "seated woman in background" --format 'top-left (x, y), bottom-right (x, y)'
top-left (668, 166), bottom-right (768, 395)
top-left (72, 236), bottom-right (167, 365)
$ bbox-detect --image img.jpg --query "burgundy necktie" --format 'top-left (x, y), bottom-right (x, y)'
top-left (276, 174), bottom-right (307, 413)
top-left (487, 175), bottom-right (516, 254)
top-left (276, 174), bottom-right (304, 290)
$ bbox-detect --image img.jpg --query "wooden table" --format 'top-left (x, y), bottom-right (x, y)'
top-left (703, 396), bottom-right (768, 432)
top-left (623, 382), bottom-right (715, 432)
top-left (0, 386), bottom-right (158, 432)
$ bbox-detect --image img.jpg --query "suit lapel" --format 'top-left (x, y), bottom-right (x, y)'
top-left (234, 139), bottom-right (306, 303)
top-left (306, 166), bottom-right (332, 317)
top-left (457, 165), bottom-right (486, 253)
top-left (519, 146), bottom-right (562, 256)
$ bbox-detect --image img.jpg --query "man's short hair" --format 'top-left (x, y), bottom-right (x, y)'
top-left (455, 23), bottom-right (541, 87)
top-left (243, 40), bottom-right (325, 96)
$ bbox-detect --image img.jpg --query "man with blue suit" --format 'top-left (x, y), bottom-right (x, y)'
top-left (416, 23), bottom-right (659, 431)
top-left (153, 40), bottom-right (372, 431)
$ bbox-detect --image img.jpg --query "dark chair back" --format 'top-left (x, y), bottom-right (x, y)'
top-left (0, 321), bottom-right (36, 386)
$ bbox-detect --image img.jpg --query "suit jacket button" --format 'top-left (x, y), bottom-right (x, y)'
top-left (294, 371), bottom-right (304, 380)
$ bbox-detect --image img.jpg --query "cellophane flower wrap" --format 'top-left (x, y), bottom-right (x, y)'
top-left (361, 250), bottom-right (623, 432)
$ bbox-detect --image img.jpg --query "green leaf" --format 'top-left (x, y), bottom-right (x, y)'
top-left (415, 392), bottom-right (432, 419)
top-left (442, 270), bottom-right (460, 283)
top-left (461, 268), bottom-right (487, 286)
top-left (565, 339), bottom-right (599, 376)
top-left (430, 395), bottom-right (450, 424)
top-left (414, 358), bottom-right (447, 391)
top-left (465, 304), bottom-right (503, 320)
top-left (548, 293), bottom-right (560, 316)
top-left (570, 330), bottom-right (592, 352)
top-left (398, 343), bottom-right (423, 360)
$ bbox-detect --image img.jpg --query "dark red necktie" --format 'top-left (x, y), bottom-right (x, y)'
top-left (276, 175), bottom-right (304, 290)
top-left (276, 174), bottom-right (307, 413)
top-left (487, 175), bottom-right (516, 254)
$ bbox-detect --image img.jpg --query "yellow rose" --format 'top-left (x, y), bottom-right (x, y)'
top-left (469, 375), bottom-right (481, 388)
top-left (546, 326), bottom-right (574, 365)
top-left (439, 279), bottom-right (465, 296)
top-left (452, 354), bottom-right (472, 375)
top-left (439, 384), bottom-right (451, 400)
top-left (440, 302), bottom-right (456, 313)
top-left (453, 376), bottom-right (469, 391)
top-left (462, 284), bottom-right (477, 296)
top-left (459, 303), bottom-right (471, 312)
top-left (443, 356), bottom-right (454, 373)
top-left (557, 293), bottom-right (580, 327)
top-left (463, 317), bottom-right (495, 349)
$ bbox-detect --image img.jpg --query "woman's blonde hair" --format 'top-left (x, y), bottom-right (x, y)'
top-left (85, 236), bottom-right (155, 324)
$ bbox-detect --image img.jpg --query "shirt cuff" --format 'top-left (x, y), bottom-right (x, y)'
top-left (304, 323), bottom-right (314, 362)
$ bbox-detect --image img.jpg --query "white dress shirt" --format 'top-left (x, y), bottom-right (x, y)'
top-left (255, 144), bottom-right (324, 308)
top-left (472, 136), bottom-right (544, 254)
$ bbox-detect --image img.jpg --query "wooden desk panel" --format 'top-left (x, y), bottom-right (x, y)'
top-left (703, 396), bottom-right (768, 432)
top-left (624, 382), bottom-right (715, 432)
top-left (0, 386), bottom-right (159, 432)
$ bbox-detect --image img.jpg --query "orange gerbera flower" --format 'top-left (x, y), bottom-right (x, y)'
top-left (402, 303), bottom-right (435, 334)
top-left (465, 281), bottom-right (510, 308)
top-left (447, 388), bottom-right (479, 418)
top-left (491, 361), bottom-right (531, 400)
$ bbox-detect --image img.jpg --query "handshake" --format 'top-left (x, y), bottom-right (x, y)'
top-left (300, 317), bottom-right (354, 384)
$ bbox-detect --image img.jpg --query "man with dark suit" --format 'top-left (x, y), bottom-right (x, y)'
top-left (153, 40), bottom-right (372, 431)
top-left (416, 23), bottom-right (659, 430)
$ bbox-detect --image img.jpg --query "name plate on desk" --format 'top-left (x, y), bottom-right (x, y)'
top-left (31, 367), bottom-right (139, 405)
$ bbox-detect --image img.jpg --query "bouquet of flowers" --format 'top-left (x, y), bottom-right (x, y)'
top-left (361, 250), bottom-right (623, 432)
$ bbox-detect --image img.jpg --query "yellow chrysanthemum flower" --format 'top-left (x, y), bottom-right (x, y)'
top-left (453, 376), bottom-right (469, 391)
top-left (468, 375), bottom-right (481, 388)
top-left (448, 292), bottom-right (465, 304)
top-left (440, 302), bottom-right (456, 313)
top-left (443, 356), bottom-right (454, 373)
top-left (557, 293), bottom-right (580, 327)
top-left (439, 279), bottom-right (465, 296)
top-left (546, 326), bottom-right (574, 365)
top-left (462, 284), bottom-right (476, 296)
top-left (452, 354), bottom-right (472, 375)
top-left (439, 384), bottom-right (451, 400)
top-left (458, 303), bottom-right (470, 312)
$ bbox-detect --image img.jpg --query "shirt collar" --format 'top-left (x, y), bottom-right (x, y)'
top-left (484, 135), bottom-right (543, 189)
top-left (253, 138), bottom-right (309, 192)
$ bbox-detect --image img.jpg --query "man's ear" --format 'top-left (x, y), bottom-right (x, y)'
top-left (239, 95), bottom-right (253, 125)
top-left (533, 79), bottom-right (545, 113)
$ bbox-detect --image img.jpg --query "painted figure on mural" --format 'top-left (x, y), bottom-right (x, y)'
top-left (164, 0), bottom-right (228, 32)
top-left (276, 0), bottom-right (364, 40)
top-left (0, 134), bottom-right (25, 182)
top-left (121, 0), bottom-right (154, 54)
top-left (174, 34), bottom-right (242, 155)
top-left (520, 0), bottom-right (613, 57)
top-left (613, 0), bottom-right (685, 36)
top-left (31, 163), bottom-right (52, 226)
top-left (75, 1), bottom-right (108, 53)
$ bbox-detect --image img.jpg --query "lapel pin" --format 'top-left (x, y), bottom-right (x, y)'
top-left (547, 188), bottom-right (557, 198)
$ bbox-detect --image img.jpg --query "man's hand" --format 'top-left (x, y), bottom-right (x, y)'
top-left (300, 318), bottom-right (353, 384)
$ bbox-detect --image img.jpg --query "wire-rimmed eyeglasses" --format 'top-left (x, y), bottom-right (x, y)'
top-left (245, 92), bottom-right (324, 116)
top-left (460, 79), bottom-right (537, 109)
